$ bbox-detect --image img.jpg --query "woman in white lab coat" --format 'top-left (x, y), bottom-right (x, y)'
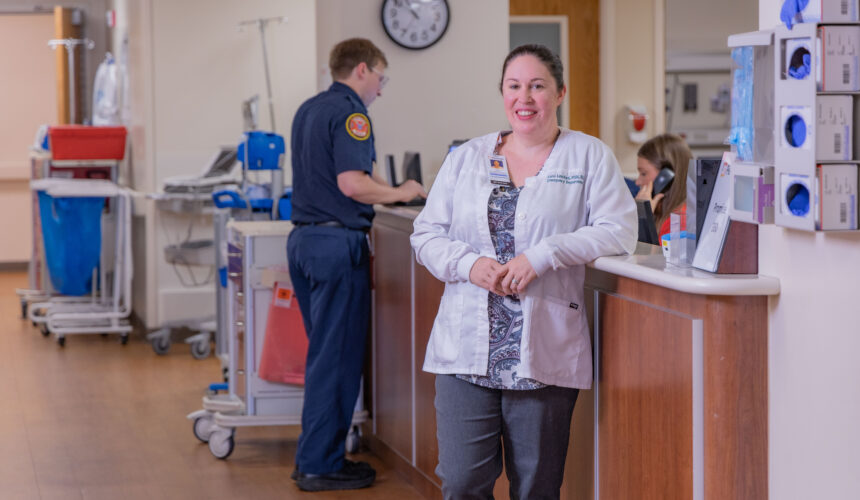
top-left (410, 44), bottom-right (637, 499)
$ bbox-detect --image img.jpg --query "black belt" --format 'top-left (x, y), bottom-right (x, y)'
top-left (294, 221), bottom-right (369, 233)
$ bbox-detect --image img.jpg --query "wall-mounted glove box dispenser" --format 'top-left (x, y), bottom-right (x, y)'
top-left (774, 22), bottom-right (860, 230)
top-left (783, 0), bottom-right (860, 29)
top-left (816, 163), bottom-right (858, 229)
top-left (781, 25), bottom-right (860, 92)
top-left (730, 163), bottom-right (775, 224)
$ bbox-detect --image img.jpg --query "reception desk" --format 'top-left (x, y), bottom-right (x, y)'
top-left (366, 205), bottom-right (779, 500)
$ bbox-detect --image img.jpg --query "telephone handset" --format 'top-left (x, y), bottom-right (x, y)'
top-left (651, 167), bottom-right (675, 198)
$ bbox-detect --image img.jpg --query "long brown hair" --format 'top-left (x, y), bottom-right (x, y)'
top-left (637, 134), bottom-right (692, 228)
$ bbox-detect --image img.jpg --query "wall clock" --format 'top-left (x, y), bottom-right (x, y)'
top-left (381, 0), bottom-right (450, 50)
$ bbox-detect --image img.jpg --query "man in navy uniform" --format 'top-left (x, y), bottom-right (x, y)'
top-left (288, 38), bottom-right (426, 492)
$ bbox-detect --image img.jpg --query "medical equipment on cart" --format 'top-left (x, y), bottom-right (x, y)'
top-left (146, 146), bottom-right (240, 359)
top-left (187, 220), bottom-right (367, 459)
top-left (27, 178), bottom-right (133, 346)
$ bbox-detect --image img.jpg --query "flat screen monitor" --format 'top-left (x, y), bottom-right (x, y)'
top-left (636, 199), bottom-right (659, 245)
top-left (385, 154), bottom-right (397, 186)
top-left (694, 157), bottom-right (722, 243)
top-left (403, 151), bottom-right (422, 186)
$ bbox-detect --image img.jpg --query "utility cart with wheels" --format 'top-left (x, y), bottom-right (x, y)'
top-left (186, 220), bottom-right (367, 459)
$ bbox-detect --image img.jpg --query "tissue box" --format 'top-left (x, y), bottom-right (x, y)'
top-left (816, 164), bottom-right (858, 230)
top-left (816, 95), bottom-right (853, 161)
top-left (817, 26), bottom-right (860, 91)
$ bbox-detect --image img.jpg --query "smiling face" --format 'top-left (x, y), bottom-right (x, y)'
top-left (501, 54), bottom-right (565, 138)
top-left (635, 156), bottom-right (660, 187)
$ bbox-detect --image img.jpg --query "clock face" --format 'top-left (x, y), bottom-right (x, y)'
top-left (381, 0), bottom-right (450, 50)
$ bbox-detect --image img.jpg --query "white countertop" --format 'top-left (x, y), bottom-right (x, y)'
top-left (227, 219), bottom-right (293, 236)
top-left (590, 243), bottom-right (780, 296)
top-left (374, 207), bottom-right (780, 297)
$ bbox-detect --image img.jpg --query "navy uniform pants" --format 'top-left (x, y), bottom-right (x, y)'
top-left (287, 225), bottom-right (370, 475)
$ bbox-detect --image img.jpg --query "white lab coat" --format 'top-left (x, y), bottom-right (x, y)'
top-left (410, 128), bottom-right (637, 389)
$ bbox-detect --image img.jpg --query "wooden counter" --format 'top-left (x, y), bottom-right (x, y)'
top-left (366, 206), bottom-right (778, 500)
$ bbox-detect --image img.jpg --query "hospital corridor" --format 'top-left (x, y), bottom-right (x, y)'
top-left (0, 271), bottom-right (419, 499)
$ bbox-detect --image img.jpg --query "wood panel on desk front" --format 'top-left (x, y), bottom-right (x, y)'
top-left (587, 271), bottom-right (768, 500)
top-left (373, 224), bottom-right (414, 461)
top-left (413, 264), bottom-right (444, 485)
top-left (598, 293), bottom-right (694, 499)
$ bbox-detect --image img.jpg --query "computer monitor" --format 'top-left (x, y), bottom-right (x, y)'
top-left (636, 199), bottom-right (659, 245)
top-left (203, 147), bottom-right (239, 178)
top-left (694, 157), bottom-right (722, 244)
top-left (403, 151), bottom-right (422, 186)
top-left (448, 139), bottom-right (467, 154)
top-left (385, 154), bottom-right (397, 186)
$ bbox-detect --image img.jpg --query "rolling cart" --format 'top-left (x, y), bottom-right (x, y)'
top-left (26, 178), bottom-right (133, 346)
top-left (187, 220), bottom-right (367, 459)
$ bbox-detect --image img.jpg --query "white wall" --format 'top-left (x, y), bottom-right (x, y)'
top-left (119, 0), bottom-right (317, 327)
top-left (601, 0), bottom-right (664, 174)
top-left (315, 0), bottom-right (509, 189)
top-left (0, 13), bottom-right (56, 263)
top-left (666, 0), bottom-right (757, 56)
top-left (757, 2), bottom-right (860, 499)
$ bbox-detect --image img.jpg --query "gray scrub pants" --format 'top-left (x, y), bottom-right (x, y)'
top-left (434, 375), bottom-right (580, 500)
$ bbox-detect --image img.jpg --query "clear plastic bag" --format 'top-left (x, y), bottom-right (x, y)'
top-left (92, 53), bottom-right (121, 126)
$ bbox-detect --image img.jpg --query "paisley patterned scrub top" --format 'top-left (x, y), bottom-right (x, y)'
top-left (457, 185), bottom-right (546, 390)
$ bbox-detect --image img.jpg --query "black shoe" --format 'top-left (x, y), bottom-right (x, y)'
top-left (295, 460), bottom-right (376, 492)
top-left (290, 468), bottom-right (299, 481)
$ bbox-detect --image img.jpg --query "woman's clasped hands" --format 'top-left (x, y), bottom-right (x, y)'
top-left (469, 255), bottom-right (537, 296)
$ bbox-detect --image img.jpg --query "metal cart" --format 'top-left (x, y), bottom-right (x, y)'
top-left (187, 220), bottom-right (367, 459)
top-left (26, 178), bottom-right (133, 346)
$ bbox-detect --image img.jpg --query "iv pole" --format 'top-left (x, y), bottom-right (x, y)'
top-left (48, 38), bottom-right (95, 124)
top-left (238, 16), bottom-right (287, 132)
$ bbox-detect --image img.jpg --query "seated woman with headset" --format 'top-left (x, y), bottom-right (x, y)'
top-left (634, 133), bottom-right (692, 238)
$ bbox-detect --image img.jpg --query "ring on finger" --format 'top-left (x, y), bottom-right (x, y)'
top-left (511, 278), bottom-right (519, 285)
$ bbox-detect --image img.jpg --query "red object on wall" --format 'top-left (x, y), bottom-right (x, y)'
top-left (258, 282), bottom-right (309, 385)
top-left (49, 125), bottom-right (127, 160)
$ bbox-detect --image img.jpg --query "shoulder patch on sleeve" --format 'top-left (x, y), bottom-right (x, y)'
top-left (345, 113), bottom-right (371, 141)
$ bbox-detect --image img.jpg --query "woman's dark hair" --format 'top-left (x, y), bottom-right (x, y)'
top-left (499, 44), bottom-right (565, 93)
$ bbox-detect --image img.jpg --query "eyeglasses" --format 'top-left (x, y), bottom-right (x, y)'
top-left (370, 67), bottom-right (389, 89)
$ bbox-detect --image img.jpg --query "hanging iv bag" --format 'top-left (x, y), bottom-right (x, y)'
top-left (92, 52), bottom-right (121, 126)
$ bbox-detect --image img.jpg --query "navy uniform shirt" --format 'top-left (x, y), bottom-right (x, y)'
top-left (290, 82), bottom-right (376, 230)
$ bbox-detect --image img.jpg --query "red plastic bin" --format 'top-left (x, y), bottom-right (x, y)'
top-left (49, 125), bottom-right (127, 160)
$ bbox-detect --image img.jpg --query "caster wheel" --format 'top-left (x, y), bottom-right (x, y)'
top-left (40, 324), bottom-right (50, 337)
top-left (151, 336), bottom-right (170, 355)
top-left (21, 301), bottom-right (27, 319)
top-left (346, 425), bottom-right (362, 454)
top-left (208, 428), bottom-right (235, 459)
top-left (120, 334), bottom-right (129, 345)
top-left (192, 416), bottom-right (215, 443)
top-left (57, 336), bottom-right (66, 347)
top-left (191, 340), bottom-right (211, 360)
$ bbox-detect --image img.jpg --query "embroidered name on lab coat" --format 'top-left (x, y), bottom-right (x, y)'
top-left (546, 173), bottom-right (584, 185)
